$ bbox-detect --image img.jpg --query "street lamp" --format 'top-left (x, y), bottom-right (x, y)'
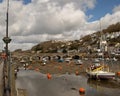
top-left (2, 0), bottom-right (11, 57)
top-left (2, 0), bottom-right (12, 95)
top-left (3, 37), bottom-right (11, 56)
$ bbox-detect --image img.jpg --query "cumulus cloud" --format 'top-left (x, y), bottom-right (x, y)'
top-left (0, 0), bottom-right (120, 51)
top-left (9, 1), bottom-right (87, 36)
top-left (100, 12), bottom-right (120, 29)
top-left (113, 5), bottom-right (120, 13)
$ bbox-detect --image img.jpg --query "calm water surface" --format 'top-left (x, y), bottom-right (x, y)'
top-left (16, 68), bottom-right (120, 96)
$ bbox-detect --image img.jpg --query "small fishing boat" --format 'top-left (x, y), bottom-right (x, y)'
top-left (86, 62), bottom-right (115, 80)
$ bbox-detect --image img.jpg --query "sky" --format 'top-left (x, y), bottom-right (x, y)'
top-left (0, 0), bottom-right (120, 51)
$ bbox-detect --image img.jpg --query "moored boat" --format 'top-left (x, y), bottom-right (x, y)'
top-left (86, 20), bottom-right (116, 80)
top-left (86, 64), bottom-right (115, 80)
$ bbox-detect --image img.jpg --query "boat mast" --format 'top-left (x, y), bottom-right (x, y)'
top-left (99, 20), bottom-right (105, 65)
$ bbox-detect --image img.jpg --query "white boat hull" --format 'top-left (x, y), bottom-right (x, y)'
top-left (87, 71), bottom-right (115, 80)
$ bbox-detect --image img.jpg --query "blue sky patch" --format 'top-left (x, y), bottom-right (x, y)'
top-left (23, 0), bottom-right (31, 5)
top-left (0, 0), bottom-right (3, 3)
top-left (86, 0), bottom-right (120, 22)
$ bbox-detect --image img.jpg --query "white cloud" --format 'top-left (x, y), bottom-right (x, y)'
top-left (0, 0), bottom-right (120, 51)
top-left (100, 12), bottom-right (120, 29)
top-left (9, 42), bottom-right (36, 51)
top-left (113, 5), bottom-right (120, 13)
top-left (49, 0), bottom-right (96, 11)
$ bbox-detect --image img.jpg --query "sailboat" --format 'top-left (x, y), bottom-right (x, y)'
top-left (86, 21), bottom-right (115, 80)
top-left (86, 64), bottom-right (115, 80)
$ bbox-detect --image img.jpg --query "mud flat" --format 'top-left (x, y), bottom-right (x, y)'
top-left (26, 59), bottom-right (120, 76)
top-left (16, 69), bottom-right (120, 96)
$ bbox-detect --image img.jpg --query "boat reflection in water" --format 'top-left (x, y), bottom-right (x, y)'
top-left (87, 78), bottom-right (120, 89)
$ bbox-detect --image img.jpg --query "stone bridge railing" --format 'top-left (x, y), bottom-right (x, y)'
top-left (0, 60), bottom-right (17, 96)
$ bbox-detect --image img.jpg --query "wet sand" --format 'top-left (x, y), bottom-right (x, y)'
top-left (26, 59), bottom-right (120, 75)
top-left (16, 69), bottom-right (120, 96)
top-left (27, 60), bottom-right (87, 76)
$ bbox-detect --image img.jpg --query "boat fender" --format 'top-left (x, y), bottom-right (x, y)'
top-left (47, 73), bottom-right (52, 80)
top-left (75, 71), bottom-right (79, 75)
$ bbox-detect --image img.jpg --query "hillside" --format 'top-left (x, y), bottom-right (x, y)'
top-left (30, 22), bottom-right (120, 53)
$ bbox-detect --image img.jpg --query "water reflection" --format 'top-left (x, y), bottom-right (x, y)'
top-left (16, 70), bottom-right (120, 96)
top-left (87, 78), bottom-right (120, 89)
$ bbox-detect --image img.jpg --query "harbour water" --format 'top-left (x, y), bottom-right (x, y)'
top-left (16, 68), bottom-right (120, 96)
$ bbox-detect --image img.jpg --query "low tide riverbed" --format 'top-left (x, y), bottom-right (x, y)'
top-left (16, 69), bottom-right (120, 96)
